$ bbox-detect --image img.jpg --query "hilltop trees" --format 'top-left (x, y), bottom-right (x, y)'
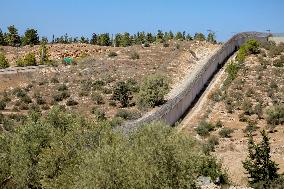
top-left (5, 25), bottom-right (21, 46)
top-left (0, 29), bottom-right (5, 45)
top-left (22, 28), bottom-right (40, 46)
top-left (207, 32), bottom-right (217, 44)
top-left (194, 32), bottom-right (206, 41)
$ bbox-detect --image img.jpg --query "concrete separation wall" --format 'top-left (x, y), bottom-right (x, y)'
top-left (119, 32), bottom-right (269, 134)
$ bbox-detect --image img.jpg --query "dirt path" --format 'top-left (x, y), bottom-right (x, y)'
top-left (177, 55), bottom-right (233, 132)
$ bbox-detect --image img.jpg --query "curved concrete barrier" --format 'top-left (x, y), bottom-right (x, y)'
top-left (120, 32), bottom-right (269, 133)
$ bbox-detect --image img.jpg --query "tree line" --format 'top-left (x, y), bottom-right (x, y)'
top-left (0, 25), bottom-right (217, 47)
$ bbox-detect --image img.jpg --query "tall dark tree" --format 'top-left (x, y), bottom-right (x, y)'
top-left (98, 33), bottom-right (111, 46)
top-left (169, 31), bottom-right (174, 40)
top-left (0, 29), bottom-right (5, 45)
top-left (156, 30), bottom-right (164, 43)
top-left (22, 28), bottom-right (39, 46)
top-left (90, 33), bottom-right (98, 45)
top-left (146, 32), bottom-right (154, 43)
top-left (207, 32), bottom-right (217, 44)
top-left (243, 130), bottom-right (279, 186)
top-left (5, 25), bottom-right (21, 46)
top-left (121, 32), bottom-right (131, 47)
top-left (175, 32), bottom-right (183, 40)
top-left (194, 33), bottom-right (206, 41)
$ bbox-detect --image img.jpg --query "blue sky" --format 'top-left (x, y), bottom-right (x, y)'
top-left (0, 0), bottom-right (283, 41)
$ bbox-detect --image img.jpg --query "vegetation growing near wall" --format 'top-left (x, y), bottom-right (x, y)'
top-left (16, 52), bottom-right (37, 67)
top-left (236, 39), bottom-right (260, 62)
top-left (137, 74), bottom-right (169, 109)
top-left (0, 107), bottom-right (228, 188)
top-left (0, 53), bottom-right (9, 68)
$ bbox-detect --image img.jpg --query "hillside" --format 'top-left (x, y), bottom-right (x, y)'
top-left (180, 41), bottom-right (284, 186)
top-left (0, 41), bottom-right (219, 126)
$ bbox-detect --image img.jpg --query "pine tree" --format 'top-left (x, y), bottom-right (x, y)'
top-left (207, 32), bottom-right (217, 44)
top-left (90, 33), bottom-right (98, 45)
top-left (156, 30), bottom-right (164, 43)
top-left (0, 29), bottom-right (5, 45)
top-left (22, 28), bottom-right (40, 46)
top-left (169, 31), bottom-right (174, 40)
top-left (5, 25), bottom-right (21, 46)
top-left (175, 32), bottom-right (183, 40)
top-left (242, 130), bottom-right (279, 186)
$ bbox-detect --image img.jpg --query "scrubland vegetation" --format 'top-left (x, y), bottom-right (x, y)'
top-left (0, 107), bottom-right (228, 188)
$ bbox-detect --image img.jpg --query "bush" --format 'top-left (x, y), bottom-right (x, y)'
top-left (91, 107), bottom-right (106, 121)
top-left (242, 99), bottom-right (254, 115)
top-left (130, 51), bottom-right (140, 60)
top-left (266, 104), bottom-right (284, 125)
top-left (219, 128), bottom-right (234, 138)
top-left (202, 135), bottom-right (219, 154)
top-left (0, 100), bottom-right (7, 110)
top-left (0, 109), bottom-right (228, 188)
top-left (0, 53), bottom-right (9, 68)
top-left (66, 99), bottom-right (78, 106)
top-left (273, 55), bottom-right (284, 67)
top-left (92, 80), bottom-right (105, 91)
top-left (195, 120), bottom-right (215, 137)
top-left (53, 91), bottom-right (70, 102)
top-left (91, 92), bottom-right (104, 105)
top-left (35, 95), bottom-right (46, 105)
top-left (137, 74), bottom-right (169, 109)
top-left (108, 51), bottom-right (117, 57)
top-left (236, 39), bottom-right (260, 62)
top-left (115, 109), bottom-right (141, 120)
top-left (112, 81), bottom-right (132, 107)
top-left (57, 84), bottom-right (68, 91)
top-left (215, 120), bottom-right (223, 128)
top-left (16, 52), bottom-right (36, 67)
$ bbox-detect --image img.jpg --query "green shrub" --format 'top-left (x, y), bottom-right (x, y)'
top-left (92, 80), bottom-right (105, 91)
top-left (91, 107), bottom-right (106, 121)
top-left (244, 120), bottom-right (258, 133)
top-left (53, 91), bottom-right (70, 102)
top-left (108, 51), bottom-right (117, 57)
top-left (21, 95), bottom-right (32, 104)
top-left (195, 120), bottom-right (215, 137)
top-left (266, 104), bottom-right (284, 125)
top-left (109, 117), bottom-right (124, 127)
top-left (112, 81), bottom-right (132, 107)
top-left (130, 51), bottom-right (140, 60)
top-left (246, 39), bottom-right (260, 54)
top-left (0, 53), bottom-right (9, 68)
top-left (236, 46), bottom-right (247, 62)
top-left (16, 52), bottom-right (36, 67)
top-left (66, 99), bottom-right (78, 106)
top-left (0, 100), bottom-right (7, 110)
top-left (57, 84), bottom-right (68, 91)
top-left (273, 55), bottom-right (284, 67)
top-left (242, 99), bottom-right (254, 115)
top-left (202, 135), bottom-right (219, 154)
top-left (0, 108), bottom-right (228, 188)
top-left (215, 120), bottom-right (223, 128)
top-left (92, 92), bottom-right (104, 105)
top-left (219, 128), bottom-right (234, 138)
top-left (137, 74), bottom-right (169, 109)
top-left (115, 109), bottom-right (141, 120)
